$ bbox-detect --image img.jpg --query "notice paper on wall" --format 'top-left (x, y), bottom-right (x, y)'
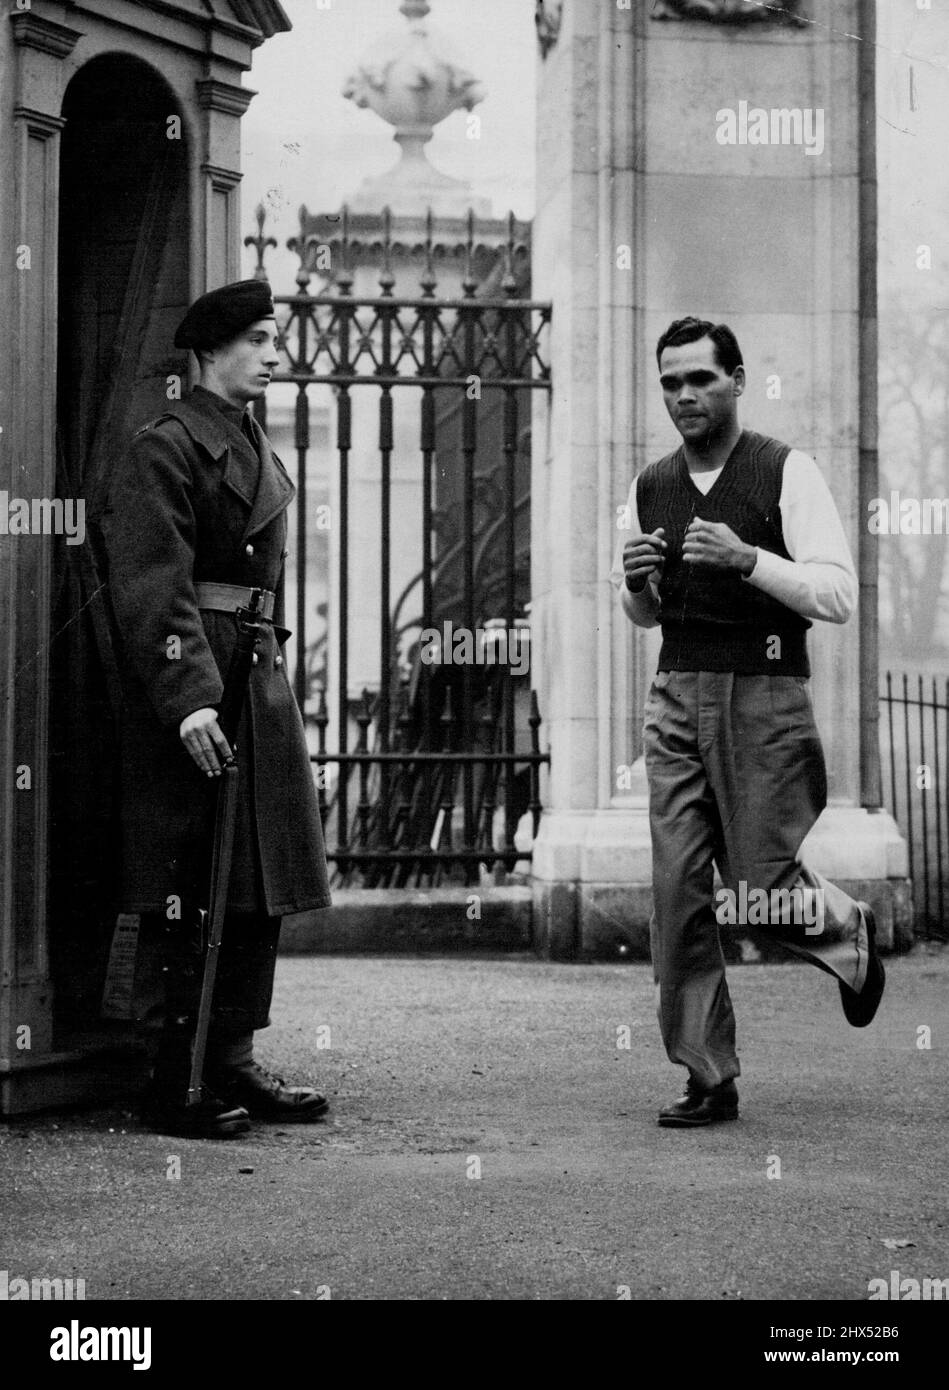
top-left (100, 913), bottom-right (141, 1021)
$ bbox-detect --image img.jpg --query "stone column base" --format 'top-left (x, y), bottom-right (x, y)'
top-left (0, 1036), bottom-right (150, 1117)
top-left (531, 805), bottom-right (912, 960)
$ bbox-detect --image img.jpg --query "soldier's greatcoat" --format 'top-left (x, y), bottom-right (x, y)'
top-left (98, 387), bottom-right (332, 917)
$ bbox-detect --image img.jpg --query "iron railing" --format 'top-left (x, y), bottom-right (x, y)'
top-left (246, 203), bottom-right (552, 885)
top-left (312, 679), bottom-right (547, 887)
top-left (880, 672), bottom-right (948, 939)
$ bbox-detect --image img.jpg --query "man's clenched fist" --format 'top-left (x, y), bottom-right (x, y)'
top-left (623, 528), bottom-right (667, 593)
top-left (682, 518), bottom-right (757, 575)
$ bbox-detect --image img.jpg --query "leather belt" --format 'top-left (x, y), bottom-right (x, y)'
top-left (194, 582), bottom-right (275, 621)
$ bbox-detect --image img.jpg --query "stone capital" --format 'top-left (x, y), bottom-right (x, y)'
top-left (12, 107), bottom-right (67, 140)
top-left (9, 12), bottom-right (83, 59)
top-left (202, 162), bottom-right (243, 190)
top-left (196, 78), bottom-right (256, 116)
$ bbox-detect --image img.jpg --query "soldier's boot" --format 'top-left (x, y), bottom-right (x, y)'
top-left (206, 1031), bottom-right (329, 1123)
top-left (140, 925), bottom-right (251, 1140)
top-left (141, 1017), bottom-right (251, 1139)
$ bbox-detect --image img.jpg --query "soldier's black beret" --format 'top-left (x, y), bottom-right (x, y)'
top-left (174, 279), bottom-right (276, 351)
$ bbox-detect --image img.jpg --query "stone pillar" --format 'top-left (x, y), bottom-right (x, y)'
top-left (530, 0), bottom-right (908, 959)
top-left (0, 9), bottom-right (82, 1109)
top-left (196, 79), bottom-right (254, 291)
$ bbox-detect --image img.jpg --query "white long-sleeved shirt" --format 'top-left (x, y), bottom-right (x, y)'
top-left (608, 447), bottom-right (858, 628)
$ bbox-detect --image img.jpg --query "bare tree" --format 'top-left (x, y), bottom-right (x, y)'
top-left (878, 302), bottom-right (949, 661)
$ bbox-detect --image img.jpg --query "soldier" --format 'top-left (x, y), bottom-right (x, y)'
top-left (99, 280), bottom-right (332, 1138)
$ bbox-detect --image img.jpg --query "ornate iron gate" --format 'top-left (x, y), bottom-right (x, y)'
top-left (247, 204), bottom-right (552, 887)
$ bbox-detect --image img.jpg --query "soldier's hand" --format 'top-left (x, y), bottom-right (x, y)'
top-left (179, 707), bottom-right (234, 778)
top-left (682, 518), bottom-right (757, 574)
top-left (622, 528), bottom-right (667, 593)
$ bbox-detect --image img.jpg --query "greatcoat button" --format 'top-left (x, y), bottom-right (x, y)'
top-left (282, 548), bottom-right (289, 560)
top-left (274, 655), bottom-right (284, 668)
top-left (252, 652), bottom-right (259, 666)
top-left (245, 543), bottom-right (254, 558)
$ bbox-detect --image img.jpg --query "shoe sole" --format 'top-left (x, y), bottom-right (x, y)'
top-left (658, 1111), bottom-right (739, 1128)
top-left (141, 1103), bottom-right (252, 1139)
top-left (143, 1119), bottom-right (251, 1139)
top-left (216, 1093), bottom-right (330, 1122)
top-left (840, 956), bottom-right (885, 1027)
top-left (244, 1105), bottom-right (329, 1123)
top-left (840, 903), bottom-right (886, 1027)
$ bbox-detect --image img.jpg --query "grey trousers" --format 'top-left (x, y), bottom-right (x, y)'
top-left (643, 670), bottom-right (869, 1089)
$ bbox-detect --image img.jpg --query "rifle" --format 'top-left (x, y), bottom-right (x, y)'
top-left (187, 589), bottom-right (265, 1106)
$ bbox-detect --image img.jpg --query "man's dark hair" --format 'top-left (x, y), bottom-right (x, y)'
top-left (656, 317), bottom-right (743, 376)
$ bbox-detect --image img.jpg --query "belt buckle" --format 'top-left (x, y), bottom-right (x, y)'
top-left (236, 587), bottom-right (274, 624)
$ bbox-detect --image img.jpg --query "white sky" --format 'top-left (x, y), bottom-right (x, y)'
top-left (240, 0), bottom-right (536, 280)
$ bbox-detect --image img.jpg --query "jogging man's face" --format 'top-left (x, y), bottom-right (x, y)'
top-left (658, 336), bottom-right (744, 445)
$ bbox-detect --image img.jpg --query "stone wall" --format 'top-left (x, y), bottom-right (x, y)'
top-left (529, 0), bottom-right (909, 958)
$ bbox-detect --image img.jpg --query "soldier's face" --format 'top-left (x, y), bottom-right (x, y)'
top-left (207, 318), bottom-right (280, 404)
top-left (658, 337), bottom-right (744, 446)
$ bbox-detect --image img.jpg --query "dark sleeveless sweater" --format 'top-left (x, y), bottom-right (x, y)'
top-left (636, 429), bottom-right (810, 675)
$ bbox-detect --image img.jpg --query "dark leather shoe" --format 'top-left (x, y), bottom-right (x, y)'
top-left (207, 1061), bottom-right (329, 1122)
top-left (141, 1084), bottom-right (251, 1140)
top-left (839, 902), bottom-right (886, 1027)
top-left (658, 1076), bottom-right (739, 1127)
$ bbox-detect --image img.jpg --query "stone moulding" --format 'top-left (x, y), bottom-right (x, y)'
top-left (228, 0), bottom-right (292, 39)
top-left (9, 12), bottom-right (83, 57)
top-left (196, 79), bottom-right (256, 117)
